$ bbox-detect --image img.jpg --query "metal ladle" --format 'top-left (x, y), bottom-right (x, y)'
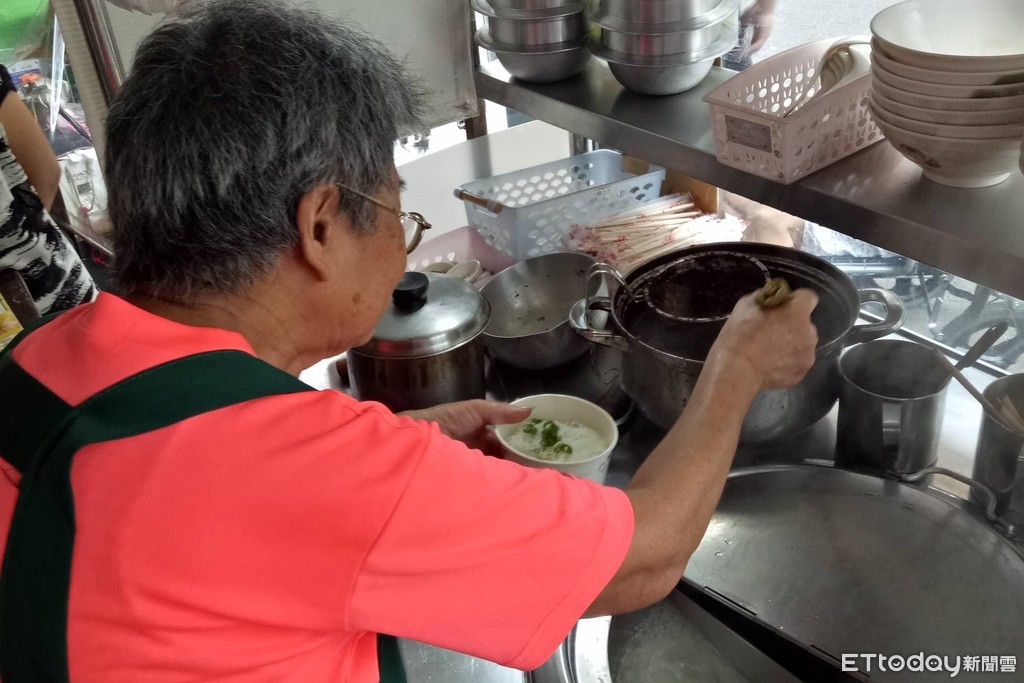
top-left (929, 322), bottom-right (1008, 393)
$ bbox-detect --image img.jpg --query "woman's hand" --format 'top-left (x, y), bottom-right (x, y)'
top-left (401, 400), bottom-right (532, 455)
top-left (741, 0), bottom-right (778, 55)
top-left (709, 288), bottom-right (819, 392)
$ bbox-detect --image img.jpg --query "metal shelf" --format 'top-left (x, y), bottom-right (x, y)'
top-left (475, 61), bottom-right (1024, 300)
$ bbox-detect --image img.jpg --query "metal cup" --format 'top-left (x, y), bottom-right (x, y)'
top-left (973, 374), bottom-right (1024, 527)
top-left (836, 340), bottom-right (947, 475)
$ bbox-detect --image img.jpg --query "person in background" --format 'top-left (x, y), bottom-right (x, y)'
top-left (723, 0), bottom-right (779, 70)
top-left (0, 62), bottom-right (96, 314)
top-left (0, 2), bottom-right (817, 681)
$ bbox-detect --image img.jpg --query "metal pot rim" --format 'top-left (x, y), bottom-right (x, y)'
top-left (608, 242), bottom-right (861, 362)
top-left (349, 333), bottom-right (483, 361)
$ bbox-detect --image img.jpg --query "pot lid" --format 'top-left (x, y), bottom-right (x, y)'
top-left (356, 272), bottom-right (490, 358)
top-left (684, 465), bottom-right (1024, 679)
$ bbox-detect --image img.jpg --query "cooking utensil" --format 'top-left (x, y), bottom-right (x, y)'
top-left (934, 352), bottom-right (1024, 434)
top-left (974, 373), bottom-right (1024, 529)
top-left (836, 340), bottom-right (948, 475)
top-left (926, 321), bottom-right (1008, 393)
top-left (348, 272), bottom-right (490, 411)
top-left (572, 242), bottom-right (905, 443)
top-left (480, 252), bottom-right (596, 370)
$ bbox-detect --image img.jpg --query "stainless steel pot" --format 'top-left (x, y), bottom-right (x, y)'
top-left (348, 272), bottom-right (490, 412)
top-left (481, 252), bottom-right (596, 370)
top-left (571, 242), bottom-right (905, 443)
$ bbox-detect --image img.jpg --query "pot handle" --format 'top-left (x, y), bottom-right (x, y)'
top-left (898, 466), bottom-right (1002, 528)
top-left (844, 288), bottom-right (906, 347)
top-left (570, 297), bottom-right (631, 352)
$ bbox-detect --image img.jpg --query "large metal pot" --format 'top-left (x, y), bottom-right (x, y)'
top-left (570, 242), bottom-right (905, 443)
top-left (348, 272), bottom-right (490, 412)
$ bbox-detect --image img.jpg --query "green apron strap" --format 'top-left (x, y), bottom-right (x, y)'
top-left (0, 349), bottom-right (407, 683)
top-left (0, 310), bottom-right (73, 471)
top-left (378, 633), bottom-right (408, 683)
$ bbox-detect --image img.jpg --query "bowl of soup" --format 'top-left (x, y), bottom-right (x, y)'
top-left (496, 394), bottom-right (618, 484)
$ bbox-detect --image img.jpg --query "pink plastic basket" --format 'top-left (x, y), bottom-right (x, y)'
top-left (704, 39), bottom-right (883, 184)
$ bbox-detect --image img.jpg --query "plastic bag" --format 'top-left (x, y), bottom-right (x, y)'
top-left (0, 0), bottom-right (51, 66)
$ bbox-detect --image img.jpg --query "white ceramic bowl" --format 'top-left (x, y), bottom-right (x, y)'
top-left (496, 394), bottom-right (618, 484)
top-left (870, 100), bottom-right (1024, 140)
top-left (870, 0), bottom-right (1024, 73)
top-left (870, 41), bottom-right (1024, 87)
top-left (872, 62), bottom-right (1024, 99)
top-left (870, 86), bottom-right (1024, 126)
top-left (871, 78), bottom-right (1024, 113)
top-left (872, 114), bottom-right (1022, 188)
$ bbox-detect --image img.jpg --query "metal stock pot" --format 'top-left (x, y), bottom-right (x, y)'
top-left (348, 272), bottom-right (490, 412)
top-left (570, 242), bottom-right (905, 443)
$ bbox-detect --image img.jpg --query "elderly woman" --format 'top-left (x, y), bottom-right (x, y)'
top-left (0, 1), bottom-right (817, 681)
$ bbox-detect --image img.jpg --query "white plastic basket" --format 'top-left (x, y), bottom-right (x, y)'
top-left (455, 150), bottom-right (666, 260)
top-left (704, 39), bottom-right (883, 184)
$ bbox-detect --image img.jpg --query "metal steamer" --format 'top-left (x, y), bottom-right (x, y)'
top-left (571, 242), bottom-right (905, 443)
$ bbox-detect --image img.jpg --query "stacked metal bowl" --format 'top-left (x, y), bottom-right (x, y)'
top-left (588, 0), bottom-right (740, 96)
top-left (473, 0), bottom-right (591, 83)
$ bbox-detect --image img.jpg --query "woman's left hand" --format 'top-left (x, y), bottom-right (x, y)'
top-left (401, 400), bottom-right (532, 455)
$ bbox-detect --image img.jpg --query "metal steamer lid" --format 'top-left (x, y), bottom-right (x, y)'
top-left (356, 272), bottom-right (490, 358)
top-left (684, 466), bottom-right (1024, 678)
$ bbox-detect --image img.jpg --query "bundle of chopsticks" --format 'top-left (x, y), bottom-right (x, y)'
top-left (566, 194), bottom-right (745, 273)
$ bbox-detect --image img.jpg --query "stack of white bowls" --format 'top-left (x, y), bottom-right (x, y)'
top-left (587, 0), bottom-right (740, 96)
top-left (869, 0), bottom-right (1024, 188)
top-left (473, 0), bottom-right (591, 83)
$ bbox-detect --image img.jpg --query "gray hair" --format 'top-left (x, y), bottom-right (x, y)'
top-left (105, 0), bottom-right (424, 299)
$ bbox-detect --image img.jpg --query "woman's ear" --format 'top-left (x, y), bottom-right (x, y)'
top-left (295, 184), bottom-right (349, 281)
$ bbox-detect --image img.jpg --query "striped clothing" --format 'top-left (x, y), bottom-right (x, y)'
top-left (0, 67), bottom-right (96, 314)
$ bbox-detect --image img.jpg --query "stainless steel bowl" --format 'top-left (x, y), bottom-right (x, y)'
top-left (473, 0), bottom-right (584, 19)
top-left (601, 0), bottom-right (723, 24)
top-left (589, 0), bottom-right (736, 34)
top-left (608, 58), bottom-right (716, 95)
top-left (480, 252), bottom-right (596, 370)
top-left (588, 18), bottom-right (737, 95)
top-left (488, 12), bottom-right (586, 46)
top-left (477, 30), bottom-right (591, 82)
top-left (600, 23), bottom-right (723, 55)
top-left (490, 0), bottom-right (582, 11)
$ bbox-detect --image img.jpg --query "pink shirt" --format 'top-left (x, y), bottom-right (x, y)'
top-left (0, 293), bottom-right (634, 682)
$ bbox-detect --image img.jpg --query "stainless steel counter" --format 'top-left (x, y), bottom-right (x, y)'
top-left (474, 61), bottom-right (1024, 301)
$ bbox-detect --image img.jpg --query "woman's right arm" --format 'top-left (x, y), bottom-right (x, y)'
top-left (0, 83), bottom-right (61, 210)
top-left (586, 289), bottom-right (819, 616)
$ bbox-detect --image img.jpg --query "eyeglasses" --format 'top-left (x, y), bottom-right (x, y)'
top-left (337, 184), bottom-right (431, 254)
